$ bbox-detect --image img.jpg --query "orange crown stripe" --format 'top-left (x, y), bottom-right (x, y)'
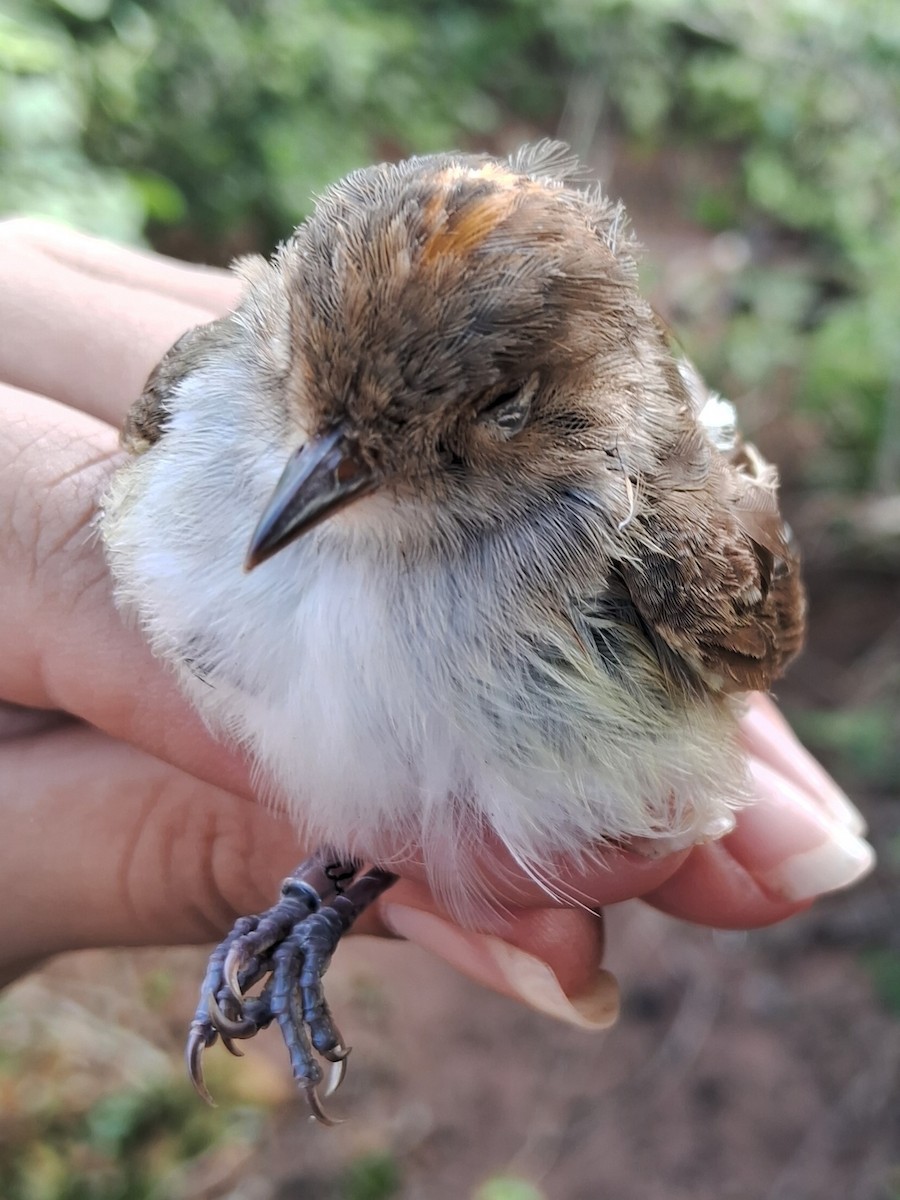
top-left (421, 188), bottom-right (521, 265)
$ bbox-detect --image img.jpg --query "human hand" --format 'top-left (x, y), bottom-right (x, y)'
top-left (0, 220), bottom-right (874, 1027)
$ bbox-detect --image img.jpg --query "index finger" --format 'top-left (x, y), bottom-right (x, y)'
top-left (0, 221), bottom-right (242, 426)
top-left (0, 218), bottom-right (241, 311)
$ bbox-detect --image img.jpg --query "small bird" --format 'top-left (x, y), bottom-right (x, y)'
top-left (101, 143), bottom-right (805, 1120)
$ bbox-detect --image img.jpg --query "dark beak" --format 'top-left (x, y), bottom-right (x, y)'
top-left (245, 427), bottom-right (376, 570)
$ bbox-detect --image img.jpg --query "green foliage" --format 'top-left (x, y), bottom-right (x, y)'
top-left (0, 6), bottom-right (144, 238)
top-left (861, 949), bottom-right (900, 1019)
top-left (1, 0), bottom-right (898, 490)
top-left (0, 1078), bottom-right (260, 1200)
top-left (474, 1177), bottom-right (547, 1200)
top-left (790, 705), bottom-right (900, 791)
top-left (3, 0), bottom-right (523, 252)
top-left (673, 2), bottom-right (900, 493)
top-left (341, 1150), bottom-right (401, 1200)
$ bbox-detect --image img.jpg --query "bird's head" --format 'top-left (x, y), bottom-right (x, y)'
top-left (235, 144), bottom-right (675, 568)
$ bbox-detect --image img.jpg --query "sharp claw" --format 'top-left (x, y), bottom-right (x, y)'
top-left (323, 1035), bottom-right (351, 1062)
top-left (186, 1027), bottom-right (217, 1106)
top-left (208, 992), bottom-right (257, 1039)
top-left (323, 1052), bottom-right (349, 1098)
top-left (221, 1034), bottom-right (245, 1058)
top-left (223, 947), bottom-right (245, 1000)
top-left (305, 1085), bottom-right (343, 1126)
top-left (187, 858), bottom-right (393, 1120)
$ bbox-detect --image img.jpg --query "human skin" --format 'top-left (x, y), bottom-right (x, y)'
top-left (0, 219), bottom-right (874, 1027)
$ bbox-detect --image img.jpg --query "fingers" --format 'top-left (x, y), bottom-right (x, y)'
top-left (0, 229), bottom-right (227, 426)
top-left (739, 692), bottom-right (866, 834)
top-left (645, 751), bottom-right (875, 928)
top-left (643, 840), bottom-right (809, 930)
top-left (0, 219), bottom-right (242, 311)
top-left (378, 895), bottom-right (617, 1030)
top-left (0, 383), bottom-right (250, 797)
top-left (0, 226), bottom-right (250, 785)
top-left (0, 723), bottom-right (298, 968)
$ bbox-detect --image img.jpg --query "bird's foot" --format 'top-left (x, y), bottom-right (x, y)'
top-left (186, 852), bottom-right (398, 1123)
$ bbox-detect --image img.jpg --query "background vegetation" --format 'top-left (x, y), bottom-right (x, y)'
top-left (1, 1), bottom-right (897, 1197)
top-left (4, 0), bottom-right (899, 497)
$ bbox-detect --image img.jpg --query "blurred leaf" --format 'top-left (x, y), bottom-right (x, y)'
top-left (474, 1177), bottom-right (547, 1200)
top-left (861, 949), bottom-right (900, 1019)
top-left (342, 1151), bottom-right (401, 1200)
top-left (790, 706), bottom-right (900, 790)
top-left (128, 170), bottom-right (184, 224)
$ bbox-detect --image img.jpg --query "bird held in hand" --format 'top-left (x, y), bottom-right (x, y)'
top-left (101, 142), bottom-right (805, 1120)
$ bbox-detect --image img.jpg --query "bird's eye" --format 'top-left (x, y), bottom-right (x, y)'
top-left (476, 373), bottom-right (539, 438)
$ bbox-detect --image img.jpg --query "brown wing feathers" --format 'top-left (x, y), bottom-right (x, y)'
top-left (619, 414), bottom-right (805, 694)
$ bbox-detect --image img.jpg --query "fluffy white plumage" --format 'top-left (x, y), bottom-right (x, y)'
top-left (104, 346), bottom-right (746, 907)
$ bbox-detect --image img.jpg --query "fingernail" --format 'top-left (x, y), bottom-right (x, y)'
top-left (381, 904), bottom-right (619, 1030)
top-left (487, 938), bottom-right (619, 1029)
top-left (735, 759), bottom-right (876, 902)
top-left (741, 700), bottom-right (867, 835)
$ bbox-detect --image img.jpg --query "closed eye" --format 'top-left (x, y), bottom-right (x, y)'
top-left (475, 372), bottom-right (539, 437)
